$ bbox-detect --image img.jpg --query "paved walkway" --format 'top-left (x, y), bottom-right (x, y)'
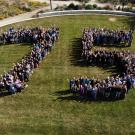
top-left (0, 0), bottom-right (117, 28)
top-left (0, 7), bottom-right (50, 27)
top-left (0, 1), bottom-right (79, 27)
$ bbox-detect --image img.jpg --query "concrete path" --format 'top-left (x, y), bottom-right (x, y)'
top-left (0, 7), bottom-right (50, 27)
top-left (0, 0), bottom-right (115, 28)
top-left (0, 0), bottom-right (80, 27)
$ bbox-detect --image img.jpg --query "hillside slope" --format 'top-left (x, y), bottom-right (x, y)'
top-left (0, 0), bottom-right (47, 20)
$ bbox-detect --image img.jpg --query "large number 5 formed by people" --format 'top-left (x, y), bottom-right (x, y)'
top-left (0, 26), bottom-right (134, 101)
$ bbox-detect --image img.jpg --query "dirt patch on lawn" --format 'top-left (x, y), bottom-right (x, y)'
top-left (109, 17), bottom-right (117, 22)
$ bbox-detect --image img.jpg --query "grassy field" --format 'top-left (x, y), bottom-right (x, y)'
top-left (0, 15), bottom-right (135, 135)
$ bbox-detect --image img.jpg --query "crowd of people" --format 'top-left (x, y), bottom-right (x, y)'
top-left (0, 26), bottom-right (59, 94)
top-left (69, 28), bottom-right (135, 100)
top-left (82, 28), bottom-right (133, 51)
top-left (0, 27), bottom-right (59, 44)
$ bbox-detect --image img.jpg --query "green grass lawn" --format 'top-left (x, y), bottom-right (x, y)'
top-left (0, 15), bottom-right (135, 135)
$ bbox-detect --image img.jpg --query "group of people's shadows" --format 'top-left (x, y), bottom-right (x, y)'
top-left (55, 88), bottom-right (127, 103)
top-left (0, 90), bottom-right (10, 97)
top-left (69, 37), bottom-right (132, 68)
top-left (0, 87), bottom-right (23, 97)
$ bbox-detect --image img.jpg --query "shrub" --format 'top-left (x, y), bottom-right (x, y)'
top-left (117, 6), bottom-right (121, 10)
top-left (93, 4), bottom-right (97, 9)
top-left (0, 0), bottom-right (48, 20)
top-left (67, 3), bottom-right (75, 10)
top-left (85, 4), bottom-right (93, 10)
top-left (74, 5), bottom-right (83, 10)
top-left (28, 1), bottom-right (47, 8)
top-left (22, 7), bottom-right (32, 12)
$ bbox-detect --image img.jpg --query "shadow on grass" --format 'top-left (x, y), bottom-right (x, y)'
top-left (0, 89), bottom-right (23, 98)
top-left (0, 43), bottom-right (32, 47)
top-left (70, 38), bottom-right (85, 67)
top-left (54, 89), bottom-right (71, 96)
top-left (54, 89), bottom-right (121, 103)
top-left (0, 90), bottom-right (11, 97)
top-left (70, 38), bottom-right (122, 76)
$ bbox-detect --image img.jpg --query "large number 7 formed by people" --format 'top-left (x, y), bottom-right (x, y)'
top-left (0, 27), bottom-right (59, 94)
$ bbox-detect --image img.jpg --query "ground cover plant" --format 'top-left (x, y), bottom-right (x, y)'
top-left (0, 0), bottom-right (47, 20)
top-left (0, 15), bottom-right (135, 135)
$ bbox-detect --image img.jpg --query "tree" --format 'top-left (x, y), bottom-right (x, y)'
top-left (50, 0), bottom-right (52, 10)
top-left (111, 0), bottom-right (119, 9)
top-left (119, 0), bottom-right (128, 10)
